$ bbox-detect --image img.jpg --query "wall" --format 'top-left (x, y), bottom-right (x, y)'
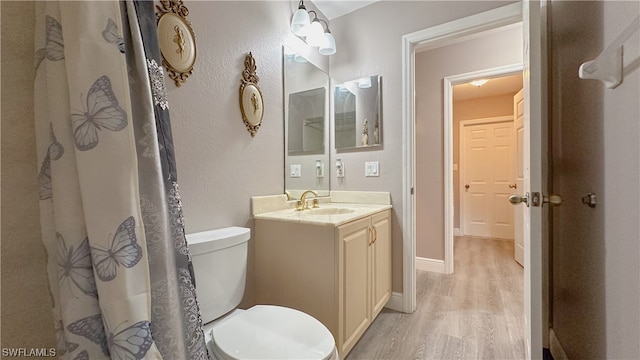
top-left (166, 1), bottom-right (324, 307)
top-left (549, 1), bottom-right (640, 358)
top-left (330, 0), bottom-right (517, 292)
top-left (1, 0), bottom-right (56, 350)
top-left (413, 25), bottom-right (522, 259)
top-left (453, 93), bottom-right (516, 230)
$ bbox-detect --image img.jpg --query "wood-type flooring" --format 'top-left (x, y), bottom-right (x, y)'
top-left (346, 236), bottom-right (525, 360)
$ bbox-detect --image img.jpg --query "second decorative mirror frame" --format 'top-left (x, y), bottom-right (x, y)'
top-left (239, 52), bottom-right (264, 137)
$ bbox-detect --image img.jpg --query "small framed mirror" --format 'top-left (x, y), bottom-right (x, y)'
top-left (334, 75), bottom-right (382, 150)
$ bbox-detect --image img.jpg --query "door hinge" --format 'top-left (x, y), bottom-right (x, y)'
top-left (411, 187), bottom-right (414, 195)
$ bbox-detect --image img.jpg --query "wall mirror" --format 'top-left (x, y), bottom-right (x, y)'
top-left (334, 75), bottom-right (382, 150)
top-left (284, 46), bottom-right (330, 199)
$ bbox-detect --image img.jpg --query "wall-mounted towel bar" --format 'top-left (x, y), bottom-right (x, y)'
top-left (578, 15), bottom-right (639, 89)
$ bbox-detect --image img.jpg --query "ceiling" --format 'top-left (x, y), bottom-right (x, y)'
top-left (309, 1), bottom-right (522, 101)
top-left (311, 0), bottom-right (379, 20)
top-left (453, 74), bottom-right (523, 101)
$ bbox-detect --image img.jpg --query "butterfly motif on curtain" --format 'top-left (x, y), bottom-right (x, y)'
top-left (105, 320), bottom-right (154, 360)
top-left (90, 216), bottom-right (142, 282)
top-left (57, 234), bottom-right (97, 298)
top-left (54, 319), bottom-right (79, 355)
top-left (72, 350), bottom-right (89, 360)
top-left (71, 75), bottom-right (128, 151)
top-left (35, 15), bottom-right (64, 70)
top-left (38, 123), bottom-right (64, 200)
top-left (68, 313), bottom-right (154, 359)
top-left (102, 18), bottom-right (125, 54)
top-left (67, 314), bottom-right (109, 356)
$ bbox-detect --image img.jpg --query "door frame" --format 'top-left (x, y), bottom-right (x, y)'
top-left (458, 114), bottom-right (517, 241)
top-left (445, 65), bottom-right (522, 273)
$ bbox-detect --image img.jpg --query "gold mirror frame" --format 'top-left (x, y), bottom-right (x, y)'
top-left (239, 53), bottom-right (264, 137)
top-left (156, 0), bottom-right (196, 87)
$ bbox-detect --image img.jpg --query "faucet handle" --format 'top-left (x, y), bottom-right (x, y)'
top-left (312, 198), bottom-right (319, 208)
top-left (296, 200), bottom-right (304, 211)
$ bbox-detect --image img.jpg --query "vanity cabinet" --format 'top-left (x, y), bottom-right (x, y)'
top-left (255, 209), bottom-right (391, 359)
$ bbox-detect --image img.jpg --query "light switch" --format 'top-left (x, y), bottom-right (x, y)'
top-left (290, 164), bottom-right (301, 178)
top-left (365, 161), bottom-right (379, 177)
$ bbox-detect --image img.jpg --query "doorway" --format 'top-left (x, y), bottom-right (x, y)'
top-left (401, 2), bottom-right (548, 358)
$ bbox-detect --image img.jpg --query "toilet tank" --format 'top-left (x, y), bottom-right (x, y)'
top-left (187, 227), bottom-right (250, 323)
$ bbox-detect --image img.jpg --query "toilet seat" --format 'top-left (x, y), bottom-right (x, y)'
top-left (205, 305), bottom-right (336, 360)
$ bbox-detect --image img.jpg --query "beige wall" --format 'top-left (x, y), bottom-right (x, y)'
top-left (330, 0), bottom-right (515, 291)
top-left (414, 26), bottom-right (522, 259)
top-left (1, 1), bottom-right (56, 350)
top-left (453, 93), bottom-right (516, 230)
top-left (549, 1), bottom-right (640, 358)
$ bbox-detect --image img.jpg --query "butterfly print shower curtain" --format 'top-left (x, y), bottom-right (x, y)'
top-left (33, 2), bottom-right (207, 359)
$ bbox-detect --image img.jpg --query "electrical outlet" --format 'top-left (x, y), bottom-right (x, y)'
top-left (336, 159), bottom-right (345, 178)
top-left (290, 164), bottom-right (301, 178)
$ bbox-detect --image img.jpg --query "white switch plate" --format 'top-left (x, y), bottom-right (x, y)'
top-left (290, 164), bottom-right (301, 178)
top-left (316, 163), bottom-right (324, 178)
top-left (365, 161), bottom-right (379, 177)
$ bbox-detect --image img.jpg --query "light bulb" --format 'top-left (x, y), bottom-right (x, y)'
top-left (319, 31), bottom-right (336, 55)
top-left (306, 21), bottom-right (324, 47)
top-left (291, 8), bottom-right (310, 36)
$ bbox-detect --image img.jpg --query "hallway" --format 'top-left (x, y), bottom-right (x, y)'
top-left (347, 237), bottom-right (524, 359)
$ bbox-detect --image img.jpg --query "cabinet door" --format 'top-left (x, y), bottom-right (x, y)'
top-left (337, 216), bottom-right (371, 356)
top-left (371, 210), bottom-right (392, 318)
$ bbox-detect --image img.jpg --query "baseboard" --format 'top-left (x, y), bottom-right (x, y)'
top-left (384, 292), bottom-right (405, 312)
top-left (549, 328), bottom-right (568, 360)
top-left (415, 257), bottom-right (446, 273)
top-left (454, 228), bottom-right (460, 236)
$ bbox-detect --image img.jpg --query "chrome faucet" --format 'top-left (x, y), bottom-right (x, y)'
top-left (297, 190), bottom-right (319, 211)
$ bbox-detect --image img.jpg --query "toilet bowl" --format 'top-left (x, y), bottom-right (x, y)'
top-left (187, 227), bottom-right (338, 360)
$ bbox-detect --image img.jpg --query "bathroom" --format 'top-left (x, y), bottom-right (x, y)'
top-left (3, 0), bottom-right (640, 359)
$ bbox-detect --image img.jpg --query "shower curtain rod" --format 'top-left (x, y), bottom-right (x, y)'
top-left (578, 15), bottom-right (640, 89)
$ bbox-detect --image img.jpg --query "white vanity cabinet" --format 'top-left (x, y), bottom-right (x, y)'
top-left (255, 208), bottom-right (391, 359)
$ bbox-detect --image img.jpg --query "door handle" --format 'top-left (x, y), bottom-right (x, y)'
top-left (544, 194), bottom-right (563, 206)
top-left (509, 193), bottom-right (530, 207)
top-left (509, 183), bottom-right (517, 189)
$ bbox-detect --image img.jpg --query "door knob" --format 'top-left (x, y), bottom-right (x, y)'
top-left (544, 194), bottom-right (563, 206)
top-left (465, 184), bottom-right (470, 189)
top-left (509, 183), bottom-right (517, 189)
top-left (509, 193), bottom-right (529, 207)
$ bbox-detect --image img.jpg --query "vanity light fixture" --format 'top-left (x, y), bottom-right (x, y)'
top-left (290, 1), bottom-right (337, 56)
top-left (470, 79), bottom-right (489, 87)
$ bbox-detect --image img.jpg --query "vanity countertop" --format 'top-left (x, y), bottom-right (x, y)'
top-left (253, 202), bottom-right (392, 226)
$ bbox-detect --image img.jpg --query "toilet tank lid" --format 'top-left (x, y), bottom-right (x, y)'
top-left (186, 227), bottom-right (250, 255)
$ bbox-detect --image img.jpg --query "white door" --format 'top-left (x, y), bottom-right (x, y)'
top-left (461, 119), bottom-right (515, 239)
top-left (519, 1), bottom-right (546, 358)
top-left (513, 89), bottom-right (525, 266)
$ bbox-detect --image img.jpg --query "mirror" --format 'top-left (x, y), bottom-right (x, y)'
top-left (284, 46), bottom-right (330, 199)
top-left (334, 75), bottom-right (382, 149)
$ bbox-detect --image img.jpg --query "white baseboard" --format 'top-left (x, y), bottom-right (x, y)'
top-left (415, 257), bottom-right (446, 273)
top-left (549, 328), bottom-right (568, 360)
top-left (454, 228), bottom-right (460, 236)
top-left (384, 291), bottom-right (404, 312)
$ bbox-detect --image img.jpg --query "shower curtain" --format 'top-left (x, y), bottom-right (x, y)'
top-left (33, 1), bottom-right (207, 359)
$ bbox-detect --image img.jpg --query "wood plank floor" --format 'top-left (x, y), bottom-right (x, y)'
top-left (346, 236), bottom-right (524, 360)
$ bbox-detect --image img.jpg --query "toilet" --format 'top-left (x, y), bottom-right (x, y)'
top-left (187, 227), bottom-right (338, 360)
